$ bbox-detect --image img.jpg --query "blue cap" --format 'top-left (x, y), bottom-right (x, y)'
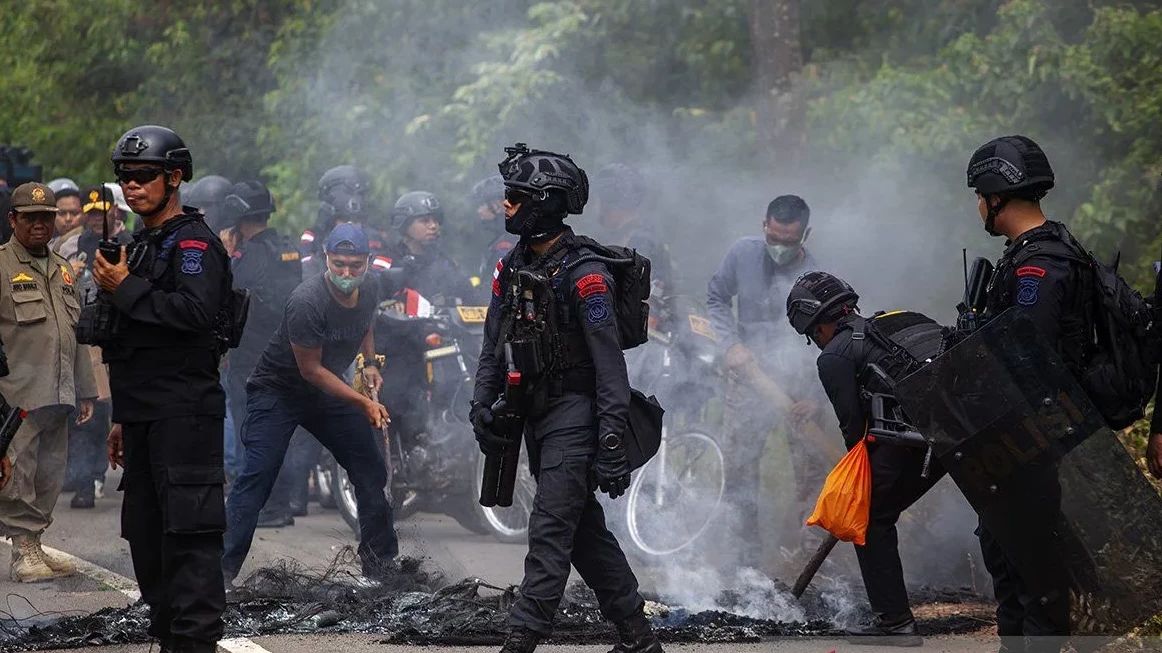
top-left (324, 222), bottom-right (370, 255)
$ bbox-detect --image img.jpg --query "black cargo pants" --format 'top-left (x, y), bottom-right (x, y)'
top-left (509, 393), bottom-right (644, 635)
top-left (120, 415), bottom-right (226, 646)
top-left (855, 441), bottom-right (946, 620)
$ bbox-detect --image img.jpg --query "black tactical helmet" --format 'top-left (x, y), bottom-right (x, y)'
top-left (786, 271), bottom-right (860, 336)
top-left (498, 143), bottom-right (588, 215)
top-left (391, 190), bottom-right (443, 230)
top-left (318, 165), bottom-right (369, 202)
top-left (967, 135), bottom-right (1054, 199)
top-left (222, 180), bottom-right (275, 227)
top-left (111, 125), bottom-right (193, 181)
top-left (186, 175), bottom-right (232, 208)
top-left (470, 174), bottom-right (505, 206)
top-left (318, 165), bottom-right (369, 223)
top-left (593, 162), bottom-right (645, 211)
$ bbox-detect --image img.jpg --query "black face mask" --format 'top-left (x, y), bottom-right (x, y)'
top-left (505, 202), bottom-right (565, 243)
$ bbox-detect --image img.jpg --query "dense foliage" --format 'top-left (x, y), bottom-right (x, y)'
top-left (2, 0), bottom-right (1159, 283)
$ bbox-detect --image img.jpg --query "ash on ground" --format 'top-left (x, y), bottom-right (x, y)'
top-left (0, 549), bottom-right (989, 650)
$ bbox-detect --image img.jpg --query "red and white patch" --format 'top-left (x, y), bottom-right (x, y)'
top-left (576, 273), bottom-right (608, 298)
top-left (179, 239), bottom-right (209, 251)
top-left (492, 260), bottom-right (504, 296)
top-left (372, 255), bottom-right (393, 271)
top-left (1016, 266), bottom-right (1046, 278)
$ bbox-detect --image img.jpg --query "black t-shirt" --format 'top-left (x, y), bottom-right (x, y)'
top-left (247, 272), bottom-right (378, 397)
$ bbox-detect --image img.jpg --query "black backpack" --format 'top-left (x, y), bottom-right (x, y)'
top-left (565, 235), bottom-right (652, 350)
top-left (1008, 225), bottom-right (1157, 430)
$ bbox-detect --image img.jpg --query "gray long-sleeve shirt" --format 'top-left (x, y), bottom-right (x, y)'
top-left (706, 236), bottom-right (816, 352)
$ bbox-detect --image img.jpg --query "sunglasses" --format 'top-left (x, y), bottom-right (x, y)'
top-left (504, 187), bottom-right (533, 205)
top-left (116, 167), bottom-right (165, 185)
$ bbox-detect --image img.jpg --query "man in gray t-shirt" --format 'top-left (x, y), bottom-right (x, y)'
top-left (221, 223), bottom-right (397, 584)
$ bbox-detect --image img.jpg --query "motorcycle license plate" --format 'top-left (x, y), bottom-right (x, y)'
top-left (456, 306), bottom-right (488, 324)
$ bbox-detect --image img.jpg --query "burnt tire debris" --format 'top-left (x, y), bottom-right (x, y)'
top-left (0, 551), bottom-right (988, 650)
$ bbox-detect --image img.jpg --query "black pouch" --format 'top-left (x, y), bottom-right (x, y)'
top-left (623, 389), bottom-right (664, 470)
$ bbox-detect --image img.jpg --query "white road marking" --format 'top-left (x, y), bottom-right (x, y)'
top-left (33, 542), bottom-right (275, 653)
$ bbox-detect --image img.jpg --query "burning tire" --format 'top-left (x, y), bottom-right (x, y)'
top-left (625, 426), bottom-right (724, 556)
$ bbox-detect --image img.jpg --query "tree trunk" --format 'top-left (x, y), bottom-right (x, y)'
top-left (750, 0), bottom-right (805, 170)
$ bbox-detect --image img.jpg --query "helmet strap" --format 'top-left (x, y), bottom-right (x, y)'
top-left (138, 177), bottom-right (179, 219)
top-left (984, 195), bottom-right (1009, 237)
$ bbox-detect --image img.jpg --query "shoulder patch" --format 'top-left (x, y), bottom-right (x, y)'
top-left (179, 239), bottom-right (209, 251)
top-left (1016, 277), bottom-right (1039, 306)
top-left (585, 293), bottom-right (612, 325)
top-left (1016, 265), bottom-right (1046, 278)
top-left (576, 273), bottom-right (608, 298)
top-left (180, 248), bottom-right (205, 275)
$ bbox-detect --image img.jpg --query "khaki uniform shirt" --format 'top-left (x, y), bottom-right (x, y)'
top-left (0, 239), bottom-right (97, 410)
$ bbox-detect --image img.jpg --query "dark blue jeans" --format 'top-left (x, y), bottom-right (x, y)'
top-left (222, 385), bottom-right (398, 580)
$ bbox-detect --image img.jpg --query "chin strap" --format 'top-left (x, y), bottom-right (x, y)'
top-left (137, 181), bottom-right (179, 218)
top-left (984, 195), bottom-right (1010, 237)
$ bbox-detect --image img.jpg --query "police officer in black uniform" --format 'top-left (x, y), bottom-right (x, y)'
top-left (220, 181), bottom-right (302, 485)
top-left (383, 190), bottom-right (474, 303)
top-left (470, 174), bottom-right (517, 281)
top-left (968, 135), bottom-right (1078, 652)
top-left (92, 125), bottom-right (232, 653)
top-left (787, 271), bottom-right (946, 646)
top-left (470, 144), bottom-right (662, 653)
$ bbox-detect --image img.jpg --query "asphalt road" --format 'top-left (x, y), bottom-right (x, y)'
top-left (0, 470), bottom-right (1005, 653)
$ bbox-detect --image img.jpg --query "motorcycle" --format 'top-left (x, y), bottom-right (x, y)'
top-left (329, 285), bottom-right (534, 543)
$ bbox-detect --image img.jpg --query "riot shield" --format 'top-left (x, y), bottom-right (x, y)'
top-left (895, 308), bottom-right (1162, 634)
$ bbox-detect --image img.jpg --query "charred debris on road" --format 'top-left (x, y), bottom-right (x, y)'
top-left (0, 551), bottom-right (987, 650)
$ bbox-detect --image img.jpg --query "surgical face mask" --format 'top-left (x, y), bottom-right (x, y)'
top-left (326, 269), bottom-right (366, 295)
top-left (767, 243), bottom-right (801, 266)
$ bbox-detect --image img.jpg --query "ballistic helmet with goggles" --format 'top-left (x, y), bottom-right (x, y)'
top-left (786, 271), bottom-right (860, 336)
top-left (593, 162), bottom-right (645, 211)
top-left (111, 125), bottom-right (193, 182)
top-left (318, 165), bottom-right (370, 223)
top-left (498, 143), bottom-right (588, 215)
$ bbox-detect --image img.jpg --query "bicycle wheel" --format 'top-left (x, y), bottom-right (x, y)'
top-left (626, 426), bottom-right (725, 556)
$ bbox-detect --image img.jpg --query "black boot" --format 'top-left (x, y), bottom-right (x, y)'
top-left (609, 607), bottom-right (663, 653)
top-left (70, 482), bottom-right (95, 509)
top-left (255, 509), bottom-right (294, 528)
top-left (161, 636), bottom-right (217, 653)
top-left (499, 627), bottom-right (540, 653)
top-left (844, 612), bottom-right (923, 647)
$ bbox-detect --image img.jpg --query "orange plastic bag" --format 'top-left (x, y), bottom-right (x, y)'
top-left (805, 438), bottom-right (872, 545)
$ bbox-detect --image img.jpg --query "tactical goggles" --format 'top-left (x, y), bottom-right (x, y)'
top-left (504, 187), bottom-right (533, 205)
top-left (115, 166), bottom-right (165, 185)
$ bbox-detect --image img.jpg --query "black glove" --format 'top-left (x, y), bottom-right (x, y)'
top-left (470, 401), bottom-right (508, 456)
top-left (594, 434), bottom-right (631, 499)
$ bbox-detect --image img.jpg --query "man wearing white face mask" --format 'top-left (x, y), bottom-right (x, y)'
top-left (706, 194), bottom-right (825, 569)
top-left (221, 222), bottom-right (398, 586)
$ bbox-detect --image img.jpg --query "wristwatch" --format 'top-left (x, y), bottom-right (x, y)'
top-left (600, 433), bottom-right (622, 450)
